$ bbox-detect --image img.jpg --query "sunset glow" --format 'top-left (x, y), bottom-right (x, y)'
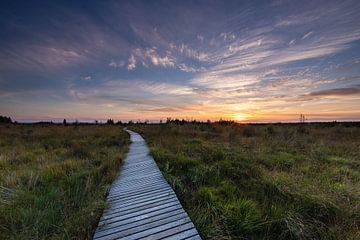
top-left (0, 1), bottom-right (359, 122)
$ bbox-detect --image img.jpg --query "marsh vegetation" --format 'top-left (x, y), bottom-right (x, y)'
top-left (1, 122), bottom-right (359, 239)
top-left (132, 123), bottom-right (360, 239)
top-left (0, 124), bottom-right (129, 239)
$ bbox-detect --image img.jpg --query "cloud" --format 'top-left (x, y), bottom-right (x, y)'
top-left (289, 39), bottom-right (296, 45)
top-left (139, 81), bottom-right (193, 95)
top-left (178, 64), bottom-right (205, 73)
top-left (191, 74), bottom-right (259, 90)
top-left (126, 47), bottom-right (175, 70)
top-left (293, 85), bottom-right (360, 101)
top-left (145, 48), bottom-right (175, 67)
top-left (69, 80), bottom-right (194, 105)
top-left (0, 2), bottom-right (133, 73)
top-left (184, 33), bottom-right (278, 78)
top-left (197, 35), bottom-right (204, 41)
top-left (200, 27), bottom-right (360, 81)
top-left (308, 85), bottom-right (360, 97)
top-left (0, 45), bottom-right (87, 71)
top-left (219, 32), bottom-right (236, 41)
top-left (127, 55), bottom-right (136, 70)
top-left (170, 43), bottom-right (209, 61)
top-left (268, 47), bottom-right (341, 65)
top-left (302, 31), bottom-right (314, 39)
top-left (109, 60), bottom-right (126, 68)
top-left (275, 15), bottom-right (319, 27)
top-left (83, 76), bottom-right (92, 80)
top-left (124, 46), bottom-right (208, 72)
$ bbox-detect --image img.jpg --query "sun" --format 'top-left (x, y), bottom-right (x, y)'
top-left (233, 113), bottom-right (250, 122)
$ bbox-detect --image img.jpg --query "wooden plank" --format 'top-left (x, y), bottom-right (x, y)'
top-left (100, 199), bottom-right (180, 223)
top-left (98, 204), bottom-right (183, 229)
top-left (107, 188), bottom-right (171, 202)
top-left (163, 228), bottom-right (200, 240)
top-left (112, 218), bottom-right (191, 240)
top-left (108, 190), bottom-right (173, 206)
top-left (104, 194), bottom-right (176, 214)
top-left (108, 183), bottom-right (170, 198)
top-left (93, 129), bottom-right (201, 239)
top-left (95, 208), bottom-right (185, 237)
top-left (137, 222), bottom-right (194, 240)
top-left (99, 201), bottom-right (182, 224)
top-left (107, 185), bottom-right (171, 200)
top-left (96, 213), bottom-right (189, 240)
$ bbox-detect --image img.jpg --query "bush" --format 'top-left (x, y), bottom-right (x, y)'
top-left (223, 199), bottom-right (262, 235)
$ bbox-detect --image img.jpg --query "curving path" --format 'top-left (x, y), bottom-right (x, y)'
top-left (93, 129), bottom-right (201, 240)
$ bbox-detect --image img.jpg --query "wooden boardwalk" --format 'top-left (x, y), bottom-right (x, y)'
top-left (93, 129), bottom-right (201, 240)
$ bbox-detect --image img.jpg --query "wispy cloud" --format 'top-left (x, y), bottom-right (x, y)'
top-left (178, 64), bottom-right (205, 73)
top-left (127, 54), bottom-right (137, 70)
top-left (191, 74), bottom-right (259, 90)
top-left (109, 60), bottom-right (126, 68)
top-left (170, 43), bottom-right (208, 61)
top-left (302, 31), bottom-right (314, 40)
top-left (69, 79), bottom-right (195, 105)
top-left (124, 48), bottom-right (175, 70)
top-left (300, 85), bottom-right (360, 100)
top-left (0, 45), bottom-right (87, 71)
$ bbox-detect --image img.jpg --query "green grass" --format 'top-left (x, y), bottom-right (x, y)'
top-left (131, 123), bottom-right (360, 239)
top-left (0, 124), bottom-right (130, 239)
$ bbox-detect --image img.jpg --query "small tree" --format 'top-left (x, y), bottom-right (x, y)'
top-left (0, 115), bottom-right (12, 123)
top-left (299, 114), bottom-right (306, 123)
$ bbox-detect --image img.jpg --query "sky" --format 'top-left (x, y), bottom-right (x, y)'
top-left (0, 0), bottom-right (360, 122)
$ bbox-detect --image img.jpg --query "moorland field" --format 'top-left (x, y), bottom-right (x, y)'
top-left (0, 122), bottom-right (359, 239)
top-left (0, 124), bottom-right (129, 239)
top-left (132, 122), bottom-right (360, 239)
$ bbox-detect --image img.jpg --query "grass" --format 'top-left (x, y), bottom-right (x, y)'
top-left (131, 123), bottom-right (360, 239)
top-left (0, 124), bottom-right (130, 239)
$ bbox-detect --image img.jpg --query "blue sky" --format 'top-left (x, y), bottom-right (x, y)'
top-left (1, 0), bottom-right (360, 122)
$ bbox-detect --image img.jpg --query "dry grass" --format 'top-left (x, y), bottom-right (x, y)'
top-left (0, 124), bottom-right (129, 239)
top-left (132, 123), bottom-right (360, 239)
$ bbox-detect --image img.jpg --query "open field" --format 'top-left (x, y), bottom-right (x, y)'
top-left (0, 124), bottom-right (129, 239)
top-left (131, 123), bottom-right (360, 239)
top-left (1, 122), bottom-right (359, 239)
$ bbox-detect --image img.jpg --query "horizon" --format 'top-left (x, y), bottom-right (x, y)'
top-left (1, 0), bottom-right (360, 122)
top-left (6, 116), bottom-right (360, 124)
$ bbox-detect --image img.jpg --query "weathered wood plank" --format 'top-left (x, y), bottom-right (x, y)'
top-left (96, 213), bottom-right (189, 240)
top-left (99, 201), bottom-right (182, 224)
top-left (95, 209), bottom-right (186, 237)
top-left (93, 129), bottom-right (201, 239)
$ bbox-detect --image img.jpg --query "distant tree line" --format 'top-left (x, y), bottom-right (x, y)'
top-left (61, 118), bottom-right (124, 125)
top-left (0, 115), bottom-right (12, 123)
top-left (126, 117), bottom-right (360, 128)
top-left (163, 117), bottom-right (235, 125)
top-left (2, 115), bottom-right (359, 127)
